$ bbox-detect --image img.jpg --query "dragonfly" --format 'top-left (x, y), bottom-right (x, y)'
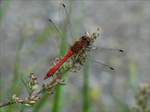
top-left (44, 3), bottom-right (124, 80)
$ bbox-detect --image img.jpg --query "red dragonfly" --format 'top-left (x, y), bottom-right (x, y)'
top-left (44, 28), bottom-right (100, 80)
top-left (44, 3), bottom-right (124, 80)
top-left (44, 27), bottom-right (124, 80)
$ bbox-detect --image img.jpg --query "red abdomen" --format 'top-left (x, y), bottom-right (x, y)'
top-left (44, 50), bottom-right (73, 80)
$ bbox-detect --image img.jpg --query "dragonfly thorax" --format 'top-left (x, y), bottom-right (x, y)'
top-left (70, 35), bottom-right (91, 54)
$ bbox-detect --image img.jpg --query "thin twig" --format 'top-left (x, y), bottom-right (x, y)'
top-left (0, 101), bottom-right (15, 108)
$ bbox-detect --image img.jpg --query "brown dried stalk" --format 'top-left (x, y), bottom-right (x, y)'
top-left (0, 101), bottom-right (15, 108)
top-left (132, 83), bottom-right (150, 112)
top-left (0, 63), bottom-right (72, 108)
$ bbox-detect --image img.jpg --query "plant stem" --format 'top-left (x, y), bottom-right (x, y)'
top-left (0, 101), bottom-right (15, 108)
top-left (83, 57), bottom-right (91, 112)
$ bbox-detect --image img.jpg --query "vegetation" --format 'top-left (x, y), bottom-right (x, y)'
top-left (0, 1), bottom-right (150, 112)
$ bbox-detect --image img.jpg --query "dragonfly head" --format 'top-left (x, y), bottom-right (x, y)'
top-left (85, 27), bottom-right (102, 46)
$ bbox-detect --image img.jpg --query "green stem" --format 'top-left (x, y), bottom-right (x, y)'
top-left (0, 0), bottom-right (11, 25)
top-left (52, 31), bottom-right (67, 112)
top-left (129, 60), bottom-right (138, 92)
top-left (52, 86), bottom-right (62, 112)
top-left (83, 58), bottom-right (90, 112)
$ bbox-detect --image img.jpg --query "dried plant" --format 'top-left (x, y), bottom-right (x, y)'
top-left (0, 70), bottom-right (68, 108)
top-left (132, 83), bottom-right (150, 112)
top-left (0, 55), bottom-right (75, 108)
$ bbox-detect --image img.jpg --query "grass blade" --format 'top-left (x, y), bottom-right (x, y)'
top-left (82, 56), bottom-right (91, 112)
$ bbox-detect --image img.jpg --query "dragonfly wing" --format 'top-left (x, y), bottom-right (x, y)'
top-left (90, 58), bottom-right (116, 74)
top-left (90, 46), bottom-right (126, 57)
top-left (87, 47), bottom-right (125, 73)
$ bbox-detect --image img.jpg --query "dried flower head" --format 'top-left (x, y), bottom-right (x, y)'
top-left (132, 83), bottom-right (150, 112)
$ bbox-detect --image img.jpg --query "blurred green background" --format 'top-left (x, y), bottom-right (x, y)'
top-left (0, 0), bottom-right (150, 112)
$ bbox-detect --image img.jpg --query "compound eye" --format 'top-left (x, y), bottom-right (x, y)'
top-left (81, 36), bottom-right (87, 40)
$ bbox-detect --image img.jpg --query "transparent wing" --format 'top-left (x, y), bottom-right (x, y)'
top-left (48, 2), bottom-right (74, 50)
top-left (90, 46), bottom-right (125, 64)
top-left (88, 46), bottom-right (125, 73)
top-left (90, 46), bottom-right (125, 57)
top-left (90, 56), bottom-right (116, 73)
